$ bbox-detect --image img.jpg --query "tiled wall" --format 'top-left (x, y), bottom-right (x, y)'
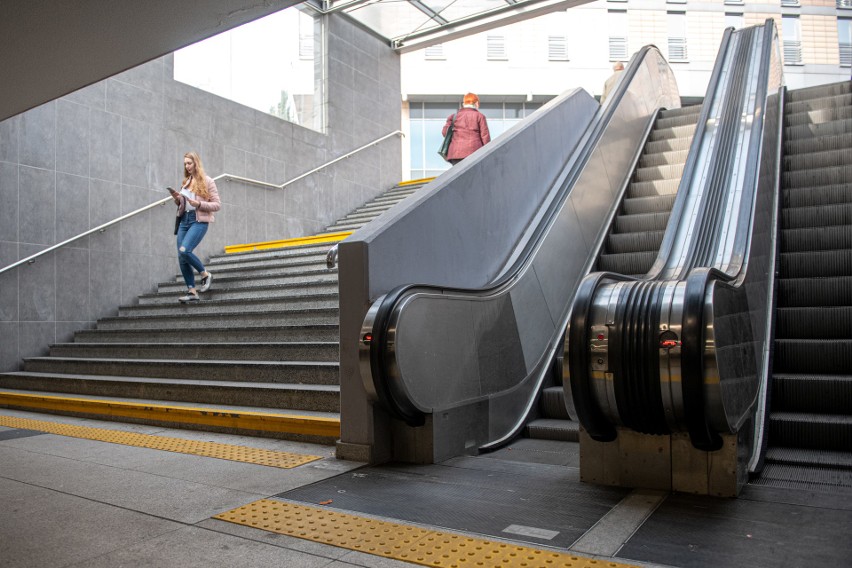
top-left (0, 13), bottom-right (401, 371)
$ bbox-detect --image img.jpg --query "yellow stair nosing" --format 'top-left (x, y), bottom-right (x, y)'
top-left (224, 231), bottom-right (352, 254)
top-left (0, 391), bottom-right (340, 438)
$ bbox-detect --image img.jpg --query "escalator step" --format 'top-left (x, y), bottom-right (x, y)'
top-left (764, 446), bottom-right (852, 469)
top-left (613, 211), bottom-right (671, 234)
top-left (626, 178), bottom-right (680, 199)
top-left (781, 202), bottom-right (852, 230)
top-left (638, 149), bottom-right (690, 168)
top-left (782, 165), bottom-right (852, 189)
top-left (769, 411), bottom-right (852, 453)
top-left (784, 117), bottom-right (852, 140)
top-left (754, 463), bottom-right (852, 491)
top-left (648, 123), bottom-right (697, 142)
top-left (597, 251), bottom-right (658, 276)
top-left (622, 194), bottom-right (677, 215)
top-left (777, 275), bottom-right (852, 307)
top-left (541, 386), bottom-right (571, 420)
top-left (779, 249), bottom-right (852, 278)
top-left (633, 163), bottom-right (684, 183)
top-left (784, 92), bottom-right (852, 116)
top-left (644, 136), bottom-right (693, 155)
top-left (785, 81), bottom-right (852, 103)
top-left (525, 418), bottom-right (579, 442)
top-left (783, 183), bottom-right (852, 209)
top-left (774, 339), bottom-right (852, 374)
top-left (654, 112), bottom-right (701, 130)
top-left (771, 373), bottom-right (852, 414)
top-left (781, 225), bottom-right (852, 253)
top-left (775, 307), bottom-right (852, 338)
top-left (606, 231), bottom-right (665, 254)
top-left (784, 105), bottom-right (852, 128)
top-left (784, 148), bottom-right (851, 171)
top-left (785, 132), bottom-right (852, 156)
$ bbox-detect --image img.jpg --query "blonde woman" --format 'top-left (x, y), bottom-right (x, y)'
top-left (168, 151), bottom-right (221, 303)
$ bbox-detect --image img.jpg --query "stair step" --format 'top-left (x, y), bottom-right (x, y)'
top-left (771, 373), bottom-right (852, 414)
top-left (776, 276), bottom-right (852, 307)
top-left (0, 372), bottom-right (340, 411)
top-left (138, 281), bottom-right (338, 305)
top-left (208, 243), bottom-right (335, 264)
top-left (784, 105), bottom-right (852, 128)
top-left (768, 411), bottom-right (852, 453)
top-left (775, 307), bottom-right (852, 339)
top-left (48, 342), bottom-right (339, 362)
top-left (0, 389), bottom-right (339, 443)
top-left (626, 178), bottom-right (680, 199)
top-left (96, 307), bottom-right (339, 330)
top-left (632, 163), bottom-right (685, 183)
top-left (157, 271), bottom-right (338, 293)
top-left (753, 463), bottom-right (852, 492)
top-left (121, 294), bottom-right (338, 317)
top-left (20, 357), bottom-right (339, 384)
top-left (74, 324), bottom-right (339, 343)
top-left (764, 446), bottom-right (852, 469)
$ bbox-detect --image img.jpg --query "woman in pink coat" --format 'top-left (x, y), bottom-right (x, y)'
top-left (442, 93), bottom-right (491, 164)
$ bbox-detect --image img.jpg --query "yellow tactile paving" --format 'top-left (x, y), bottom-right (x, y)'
top-left (214, 499), bottom-right (640, 568)
top-left (224, 231), bottom-right (352, 253)
top-left (398, 177), bottom-right (435, 186)
top-left (0, 415), bottom-right (322, 469)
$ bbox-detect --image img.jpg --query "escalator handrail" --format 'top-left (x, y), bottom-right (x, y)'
top-left (367, 46), bottom-right (669, 426)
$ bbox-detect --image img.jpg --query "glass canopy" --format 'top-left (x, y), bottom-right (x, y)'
top-left (303, 0), bottom-right (593, 52)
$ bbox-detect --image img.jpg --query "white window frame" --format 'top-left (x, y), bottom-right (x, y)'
top-left (487, 35), bottom-right (508, 61)
top-left (548, 36), bottom-right (569, 61)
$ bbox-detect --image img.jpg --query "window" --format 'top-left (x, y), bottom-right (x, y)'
top-left (609, 10), bottom-right (628, 61)
top-left (782, 16), bottom-right (803, 64)
top-left (840, 19), bottom-right (852, 66)
top-left (174, 9), bottom-right (320, 129)
top-left (668, 12), bottom-right (688, 62)
top-left (840, 0), bottom-right (852, 8)
top-left (780, 0), bottom-right (800, 7)
top-left (425, 44), bottom-right (445, 60)
top-left (548, 36), bottom-right (569, 61)
top-left (725, 12), bottom-right (744, 30)
top-left (487, 35), bottom-right (508, 60)
top-left (724, 0), bottom-right (744, 5)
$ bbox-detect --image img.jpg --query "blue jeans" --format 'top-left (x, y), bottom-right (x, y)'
top-left (176, 210), bottom-right (208, 289)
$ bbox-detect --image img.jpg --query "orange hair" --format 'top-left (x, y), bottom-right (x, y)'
top-left (463, 93), bottom-right (479, 106)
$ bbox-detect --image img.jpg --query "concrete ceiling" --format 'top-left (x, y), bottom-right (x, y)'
top-left (0, 0), bottom-right (303, 121)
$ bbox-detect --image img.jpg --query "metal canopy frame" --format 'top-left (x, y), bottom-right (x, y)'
top-left (304, 0), bottom-right (593, 53)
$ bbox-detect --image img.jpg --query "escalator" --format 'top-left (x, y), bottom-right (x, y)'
top-left (755, 80), bottom-right (852, 490)
top-left (526, 105), bottom-right (702, 444)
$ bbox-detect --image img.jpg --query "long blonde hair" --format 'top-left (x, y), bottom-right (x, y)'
top-left (182, 151), bottom-right (210, 198)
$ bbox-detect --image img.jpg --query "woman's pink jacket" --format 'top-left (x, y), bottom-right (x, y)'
top-left (177, 175), bottom-right (221, 222)
top-left (442, 107), bottom-right (491, 161)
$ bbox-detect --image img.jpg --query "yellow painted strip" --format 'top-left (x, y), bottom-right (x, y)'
top-left (397, 177), bottom-right (435, 186)
top-left (215, 499), bottom-right (640, 568)
top-left (0, 415), bottom-right (322, 469)
top-left (0, 392), bottom-right (340, 439)
top-left (225, 231), bottom-right (352, 254)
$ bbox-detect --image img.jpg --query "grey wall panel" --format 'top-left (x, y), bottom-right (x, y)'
top-left (0, 13), bottom-right (402, 373)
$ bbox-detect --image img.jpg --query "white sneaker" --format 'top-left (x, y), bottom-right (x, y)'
top-left (199, 272), bottom-right (213, 293)
top-left (178, 292), bottom-right (200, 303)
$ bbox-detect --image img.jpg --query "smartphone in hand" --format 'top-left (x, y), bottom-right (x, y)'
top-left (167, 187), bottom-right (178, 196)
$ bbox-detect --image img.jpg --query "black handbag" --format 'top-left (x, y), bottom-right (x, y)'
top-left (438, 113), bottom-right (456, 162)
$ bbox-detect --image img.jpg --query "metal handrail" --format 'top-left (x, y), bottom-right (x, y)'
top-left (0, 130), bottom-right (404, 275)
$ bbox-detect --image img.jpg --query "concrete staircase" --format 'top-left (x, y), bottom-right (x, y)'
top-left (0, 179), bottom-right (431, 443)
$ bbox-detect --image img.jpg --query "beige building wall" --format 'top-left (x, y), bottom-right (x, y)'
top-left (803, 14), bottom-right (840, 64)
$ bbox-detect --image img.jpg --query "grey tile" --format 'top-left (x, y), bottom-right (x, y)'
top-left (0, 114), bottom-right (20, 163)
top-left (89, 178), bottom-right (122, 250)
top-left (0, 476), bottom-right (183, 568)
top-left (121, 252), bottom-right (159, 306)
top-left (18, 165), bottom-right (56, 245)
top-left (69, 525), bottom-right (332, 568)
top-left (106, 78), bottom-right (163, 126)
top-left (18, 244), bottom-right (55, 322)
top-left (119, 186), bottom-right (154, 254)
top-left (18, 321), bottom-right (54, 359)
top-left (0, 322), bottom-right (19, 372)
top-left (89, 109), bottom-right (121, 182)
top-left (113, 58), bottom-right (164, 95)
top-left (61, 81), bottom-right (107, 110)
top-left (56, 319), bottom-right (92, 344)
top-left (197, 518), bottom-right (351, 561)
top-left (55, 172), bottom-right (90, 243)
top-left (0, 162), bottom-right (18, 241)
top-left (120, 117), bottom-right (150, 187)
top-left (19, 102), bottom-right (55, 170)
top-left (89, 250), bottom-right (122, 319)
top-left (0, 444), bottom-right (265, 524)
top-left (55, 247), bottom-right (91, 322)
top-left (56, 99), bottom-right (90, 177)
top-left (0, 241), bottom-right (18, 321)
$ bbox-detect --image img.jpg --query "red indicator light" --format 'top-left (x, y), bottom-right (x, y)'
top-left (362, 333), bottom-right (373, 344)
top-left (597, 334), bottom-right (605, 340)
top-left (660, 339), bottom-right (678, 349)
